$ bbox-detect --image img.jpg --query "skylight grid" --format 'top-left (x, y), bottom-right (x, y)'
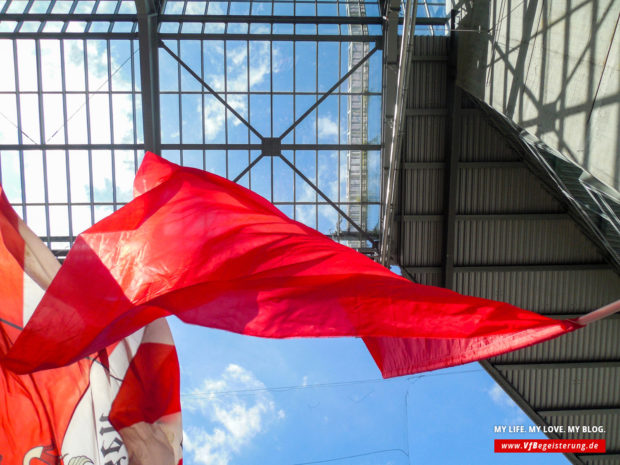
top-left (158, 35), bottom-right (381, 242)
top-left (0, 36), bottom-right (142, 256)
top-left (415, 0), bottom-right (447, 36)
top-left (0, 0), bottom-right (137, 15)
top-left (0, 0), bottom-right (386, 256)
top-left (161, 0), bottom-right (382, 17)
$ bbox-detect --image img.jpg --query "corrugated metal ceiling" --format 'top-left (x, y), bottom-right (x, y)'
top-left (394, 35), bottom-right (620, 464)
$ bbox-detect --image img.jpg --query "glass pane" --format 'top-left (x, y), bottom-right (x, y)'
top-left (43, 93), bottom-right (65, 144)
top-left (0, 40), bottom-right (15, 91)
top-left (23, 151), bottom-right (45, 203)
top-left (88, 93), bottom-right (111, 144)
top-left (91, 150), bottom-right (112, 202)
top-left (17, 40), bottom-right (38, 92)
top-left (0, 151), bottom-right (22, 203)
top-left (66, 94), bottom-right (89, 144)
top-left (69, 150), bottom-right (91, 203)
top-left (63, 40), bottom-right (86, 91)
top-left (112, 93), bottom-right (135, 143)
top-left (45, 150), bottom-right (68, 203)
top-left (114, 150), bottom-right (135, 202)
top-left (181, 93), bottom-right (203, 144)
top-left (0, 94), bottom-right (18, 144)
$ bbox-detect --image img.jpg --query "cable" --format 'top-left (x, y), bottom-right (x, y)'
top-left (0, 109), bottom-right (38, 144)
top-left (45, 47), bottom-right (138, 143)
top-left (287, 448), bottom-right (408, 465)
top-left (181, 368), bottom-right (482, 398)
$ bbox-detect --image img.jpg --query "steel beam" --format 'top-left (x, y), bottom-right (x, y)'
top-left (279, 46), bottom-right (378, 140)
top-left (541, 312), bottom-right (620, 319)
top-left (136, 0), bottom-right (161, 154)
top-left (161, 33), bottom-right (382, 43)
top-left (380, 0), bottom-right (418, 265)
top-left (0, 144), bottom-right (144, 150)
top-left (0, 31), bottom-right (380, 43)
top-left (398, 213), bottom-right (571, 221)
top-left (277, 154), bottom-right (375, 244)
top-left (159, 40), bottom-right (263, 140)
top-left (0, 32), bottom-right (138, 39)
top-left (481, 361), bottom-right (585, 465)
top-left (441, 13), bottom-right (460, 290)
top-left (162, 15), bottom-right (382, 25)
top-left (0, 143), bottom-right (381, 151)
top-left (403, 264), bottom-right (613, 273)
top-left (575, 454), bottom-right (620, 461)
top-left (0, 13), bottom-right (447, 26)
top-left (538, 408), bottom-right (620, 416)
top-left (380, 0), bottom-right (401, 177)
top-left (401, 161), bottom-right (525, 169)
top-left (0, 13), bottom-right (379, 24)
top-left (233, 155), bottom-right (265, 183)
top-left (495, 361), bottom-right (620, 370)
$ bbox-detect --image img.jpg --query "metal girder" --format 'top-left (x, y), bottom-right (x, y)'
top-left (441, 12), bottom-right (459, 290)
top-left (482, 360), bottom-right (586, 465)
top-left (576, 454), bottom-right (620, 462)
top-left (539, 408), bottom-right (620, 416)
top-left (156, 31), bottom-right (376, 246)
top-left (163, 15), bottom-right (381, 25)
top-left (379, 0), bottom-right (418, 265)
top-left (0, 143), bottom-right (381, 151)
top-left (0, 13), bottom-right (379, 24)
top-left (0, 32), bottom-right (138, 39)
top-left (397, 213), bottom-right (571, 221)
top-left (403, 264), bottom-right (613, 273)
top-left (277, 154), bottom-right (376, 244)
top-left (279, 46), bottom-right (378, 140)
top-left (0, 144), bottom-right (144, 150)
top-left (401, 161), bottom-right (525, 169)
top-left (159, 40), bottom-right (263, 139)
top-left (0, 13), bottom-right (447, 26)
top-left (380, 0), bottom-right (401, 173)
top-left (161, 33), bottom-right (382, 42)
top-left (495, 361), bottom-right (620, 370)
top-left (136, 0), bottom-right (161, 154)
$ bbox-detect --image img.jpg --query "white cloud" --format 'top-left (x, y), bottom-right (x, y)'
top-left (185, 1), bottom-right (207, 15)
top-left (0, 38), bottom-right (137, 229)
top-left (206, 2), bottom-right (226, 15)
top-left (318, 115), bottom-right (339, 139)
top-left (183, 364), bottom-right (284, 465)
top-left (487, 383), bottom-right (527, 423)
top-left (202, 41), bottom-right (277, 140)
top-left (488, 383), bottom-right (513, 407)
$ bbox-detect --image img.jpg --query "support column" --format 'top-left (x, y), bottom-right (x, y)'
top-left (442, 10), bottom-right (460, 290)
top-left (136, 0), bottom-right (161, 154)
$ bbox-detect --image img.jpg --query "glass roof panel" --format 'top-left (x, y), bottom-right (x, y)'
top-left (0, 0), bottom-right (399, 258)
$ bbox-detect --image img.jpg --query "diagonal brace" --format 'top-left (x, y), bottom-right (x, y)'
top-left (233, 154), bottom-right (265, 183)
top-left (277, 154), bottom-right (375, 244)
top-left (279, 45), bottom-right (378, 140)
top-left (159, 39), bottom-right (264, 140)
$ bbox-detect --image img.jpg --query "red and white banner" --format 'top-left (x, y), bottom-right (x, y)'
top-left (3, 153), bottom-right (583, 379)
top-left (0, 188), bottom-right (182, 465)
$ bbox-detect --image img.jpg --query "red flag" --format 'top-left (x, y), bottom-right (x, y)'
top-left (4, 152), bottom-right (581, 377)
top-left (0, 188), bottom-right (182, 464)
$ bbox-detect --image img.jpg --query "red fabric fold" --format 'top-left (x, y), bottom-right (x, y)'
top-left (4, 152), bottom-right (581, 376)
top-left (0, 187), bottom-right (183, 464)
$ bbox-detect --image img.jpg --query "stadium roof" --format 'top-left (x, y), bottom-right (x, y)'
top-left (0, 1), bottom-right (618, 463)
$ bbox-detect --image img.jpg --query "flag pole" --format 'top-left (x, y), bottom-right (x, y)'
top-left (575, 299), bottom-right (620, 326)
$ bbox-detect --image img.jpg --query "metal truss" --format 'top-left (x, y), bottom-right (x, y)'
top-left (0, 0), bottom-right (448, 259)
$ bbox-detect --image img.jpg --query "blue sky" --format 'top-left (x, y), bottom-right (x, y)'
top-left (0, 4), bottom-right (570, 463)
top-left (170, 319), bottom-right (567, 465)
